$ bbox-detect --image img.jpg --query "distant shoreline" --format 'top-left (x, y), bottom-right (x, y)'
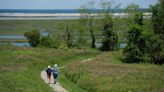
top-left (0, 13), bottom-right (82, 20)
top-left (0, 13), bottom-right (152, 20)
top-left (0, 13), bottom-right (82, 17)
top-left (0, 13), bottom-right (152, 16)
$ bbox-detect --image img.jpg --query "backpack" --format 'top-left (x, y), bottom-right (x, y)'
top-left (46, 68), bottom-right (52, 75)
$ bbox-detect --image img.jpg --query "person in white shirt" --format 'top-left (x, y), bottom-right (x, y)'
top-left (52, 64), bottom-right (59, 84)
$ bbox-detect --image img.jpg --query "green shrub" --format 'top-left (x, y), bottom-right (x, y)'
top-left (38, 36), bottom-right (59, 48)
top-left (123, 43), bottom-right (141, 63)
top-left (24, 30), bottom-right (40, 47)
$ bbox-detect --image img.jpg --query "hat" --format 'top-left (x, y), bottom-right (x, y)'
top-left (48, 65), bottom-right (51, 68)
top-left (54, 64), bottom-right (58, 67)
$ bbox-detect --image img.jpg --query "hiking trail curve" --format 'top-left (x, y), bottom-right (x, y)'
top-left (41, 70), bottom-right (68, 92)
top-left (40, 58), bottom-right (95, 92)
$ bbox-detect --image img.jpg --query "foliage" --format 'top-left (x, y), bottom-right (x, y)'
top-left (65, 25), bottom-right (74, 48)
top-left (0, 18), bottom-right (132, 47)
top-left (24, 30), bottom-right (40, 47)
top-left (99, 0), bottom-right (118, 51)
top-left (24, 30), bottom-right (61, 48)
top-left (123, 11), bottom-right (150, 63)
top-left (134, 12), bottom-right (143, 26)
top-left (101, 16), bottom-right (118, 51)
top-left (123, 24), bottom-right (145, 63)
top-left (151, 0), bottom-right (164, 38)
top-left (123, 1), bottom-right (164, 65)
top-left (151, 0), bottom-right (164, 64)
top-left (80, 0), bottom-right (97, 48)
top-left (38, 36), bottom-right (59, 48)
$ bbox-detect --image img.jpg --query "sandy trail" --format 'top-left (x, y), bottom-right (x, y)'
top-left (40, 70), bottom-right (68, 92)
top-left (40, 58), bottom-right (95, 92)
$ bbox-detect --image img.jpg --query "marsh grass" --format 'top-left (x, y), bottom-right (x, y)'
top-left (0, 45), bottom-right (99, 92)
top-left (0, 20), bottom-right (78, 35)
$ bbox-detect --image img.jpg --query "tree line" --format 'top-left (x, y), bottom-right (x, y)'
top-left (24, 0), bottom-right (163, 65)
top-left (123, 0), bottom-right (164, 64)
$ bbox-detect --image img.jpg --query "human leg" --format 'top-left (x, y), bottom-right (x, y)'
top-left (53, 74), bottom-right (58, 84)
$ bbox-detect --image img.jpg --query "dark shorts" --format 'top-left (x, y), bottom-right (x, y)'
top-left (53, 74), bottom-right (58, 79)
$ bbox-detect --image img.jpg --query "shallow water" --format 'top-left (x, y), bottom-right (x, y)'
top-left (0, 35), bottom-right (26, 39)
top-left (0, 34), bottom-right (126, 48)
top-left (119, 43), bottom-right (127, 48)
top-left (0, 42), bottom-right (30, 47)
top-left (96, 43), bottom-right (127, 48)
top-left (0, 42), bottom-right (126, 48)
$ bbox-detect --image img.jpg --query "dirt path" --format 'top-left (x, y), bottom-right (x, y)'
top-left (81, 58), bottom-right (95, 63)
top-left (40, 58), bottom-right (95, 92)
top-left (41, 71), bottom-right (68, 92)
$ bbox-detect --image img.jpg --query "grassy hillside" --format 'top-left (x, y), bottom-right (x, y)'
top-left (0, 45), bottom-right (163, 92)
top-left (64, 52), bottom-right (164, 92)
top-left (0, 45), bottom-right (99, 92)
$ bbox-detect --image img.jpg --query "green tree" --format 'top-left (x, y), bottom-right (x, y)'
top-left (123, 8), bottom-right (148, 63)
top-left (152, 0), bottom-right (164, 38)
top-left (24, 30), bottom-right (40, 47)
top-left (80, 1), bottom-right (96, 48)
top-left (123, 24), bottom-right (144, 63)
top-left (65, 25), bottom-right (73, 48)
top-left (134, 12), bottom-right (143, 26)
top-left (151, 0), bottom-right (164, 64)
top-left (100, 0), bottom-right (118, 51)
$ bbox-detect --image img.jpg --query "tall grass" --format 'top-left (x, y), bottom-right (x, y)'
top-left (0, 45), bottom-right (99, 92)
top-left (64, 52), bottom-right (164, 92)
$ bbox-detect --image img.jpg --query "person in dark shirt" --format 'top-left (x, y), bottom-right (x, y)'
top-left (46, 65), bottom-right (52, 84)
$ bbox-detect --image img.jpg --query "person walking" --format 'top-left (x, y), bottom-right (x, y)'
top-left (53, 64), bottom-right (59, 84)
top-left (46, 65), bottom-right (52, 84)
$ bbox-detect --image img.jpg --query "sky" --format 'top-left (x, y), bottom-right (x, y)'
top-left (0, 0), bottom-right (158, 9)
